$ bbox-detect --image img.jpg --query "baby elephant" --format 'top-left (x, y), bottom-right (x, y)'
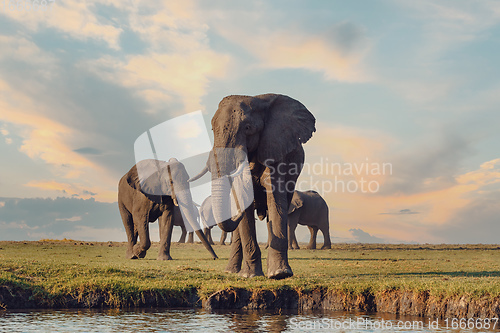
top-left (199, 196), bottom-right (231, 245)
top-left (288, 190), bottom-right (331, 250)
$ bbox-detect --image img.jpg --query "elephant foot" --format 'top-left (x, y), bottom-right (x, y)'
top-left (157, 253), bottom-right (173, 260)
top-left (268, 267), bottom-right (293, 280)
top-left (224, 266), bottom-right (241, 274)
top-left (321, 244), bottom-right (331, 250)
top-left (126, 249), bottom-right (138, 259)
top-left (307, 245), bottom-right (317, 250)
top-left (220, 242), bottom-right (225, 246)
top-left (132, 244), bottom-right (148, 258)
top-left (238, 261), bottom-right (264, 278)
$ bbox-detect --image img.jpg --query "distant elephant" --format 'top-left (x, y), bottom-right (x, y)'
top-left (199, 196), bottom-right (231, 245)
top-left (118, 158), bottom-right (217, 260)
top-left (287, 190), bottom-right (331, 250)
top-left (190, 94), bottom-right (315, 279)
top-left (173, 205), bottom-right (198, 244)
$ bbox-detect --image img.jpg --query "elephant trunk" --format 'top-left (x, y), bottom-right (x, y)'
top-left (177, 192), bottom-right (218, 259)
top-left (194, 229), bottom-right (218, 259)
top-left (211, 170), bottom-right (246, 233)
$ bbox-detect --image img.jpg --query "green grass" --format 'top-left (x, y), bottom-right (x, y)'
top-left (1, 241), bottom-right (500, 307)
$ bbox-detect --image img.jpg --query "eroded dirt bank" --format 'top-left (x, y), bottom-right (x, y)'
top-left (2, 284), bottom-right (500, 319)
top-left (204, 287), bottom-right (500, 319)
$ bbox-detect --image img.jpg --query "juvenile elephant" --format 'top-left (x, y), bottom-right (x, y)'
top-left (199, 196), bottom-right (230, 245)
top-left (190, 94), bottom-right (315, 279)
top-left (173, 205), bottom-right (199, 244)
top-left (287, 190), bottom-right (331, 250)
top-left (118, 159), bottom-right (217, 260)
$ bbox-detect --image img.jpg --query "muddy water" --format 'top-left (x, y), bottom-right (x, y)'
top-left (1, 308), bottom-right (498, 332)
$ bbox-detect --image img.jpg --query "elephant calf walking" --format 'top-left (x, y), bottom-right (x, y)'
top-left (264, 190), bottom-right (331, 250)
top-left (288, 190), bottom-right (331, 250)
top-left (176, 196), bottom-right (231, 245)
top-left (199, 196), bottom-right (231, 245)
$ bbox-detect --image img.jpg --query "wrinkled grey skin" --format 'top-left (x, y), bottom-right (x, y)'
top-left (287, 190), bottom-right (331, 250)
top-left (118, 159), bottom-right (217, 260)
top-left (200, 94), bottom-right (315, 279)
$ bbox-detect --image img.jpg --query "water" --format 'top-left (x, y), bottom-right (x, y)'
top-left (0, 308), bottom-right (498, 332)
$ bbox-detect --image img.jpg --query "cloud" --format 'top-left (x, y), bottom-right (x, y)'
top-left (252, 28), bottom-right (370, 82)
top-left (0, 197), bottom-right (120, 241)
top-left (76, 0), bottom-right (232, 114)
top-left (55, 215), bottom-right (83, 222)
top-left (380, 132), bottom-right (473, 195)
top-left (1, 1), bottom-right (122, 49)
top-left (202, 3), bottom-right (371, 82)
top-left (434, 191), bottom-right (500, 244)
top-left (84, 50), bottom-right (230, 114)
top-left (73, 147), bottom-right (102, 155)
top-left (377, 1), bottom-right (500, 104)
top-left (380, 209), bottom-right (420, 215)
top-left (349, 228), bottom-right (385, 243)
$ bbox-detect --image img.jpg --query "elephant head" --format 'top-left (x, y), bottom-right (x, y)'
top-left (192, 94), bottom-right (316, 233)
top-left (288, 191), bottom-right (303, 214)
top-left (130, 158), bottom-right (217, 259)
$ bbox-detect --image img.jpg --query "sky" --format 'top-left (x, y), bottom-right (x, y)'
top-left (0, 0), bottom-right (499, 244)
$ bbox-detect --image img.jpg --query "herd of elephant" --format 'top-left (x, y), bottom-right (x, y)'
top-left (174, 192), bottom-right (330, 251)
top-left (118, 93), bottom-right (330, 279)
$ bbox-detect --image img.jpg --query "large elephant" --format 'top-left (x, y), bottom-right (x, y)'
top-left (287, 190), bottom-right (331, 250)
top-left (191, 94), bottom-right (315, 279)
top-left (118, 158), bottom-right (217, 260)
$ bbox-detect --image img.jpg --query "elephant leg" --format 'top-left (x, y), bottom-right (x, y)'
top-left (287, 213), bottom-right (300, 250)
top-left (225, 224), bottom-right (243, 274)
top-left (265, 217), bottom-right (271, 249)
top-left (157, 209), bottom-right (174, 260)
top-left (320, 213), bottom-right (331, 250)
top-left (236, 207), bottom-right (264, 278)
top-left (307, 226), bottom-right (318, 250)
top-left (266, 188), bottom-right (293, 279)
top-left (119, 204), bottom-right (136, 259)
top-left (187, 232), bottom-right (194, 243)
top-left (220, 231), bottom-right (227, 245)
top-left (178, 225), bottom-right (187, 243)
top-left (204, 227), bottom-right (215, 245)
top-left (132, 212), bottom-right (151, 259)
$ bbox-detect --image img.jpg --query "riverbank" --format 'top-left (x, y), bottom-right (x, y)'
top-left (1, 241), bottom-right (500, 318)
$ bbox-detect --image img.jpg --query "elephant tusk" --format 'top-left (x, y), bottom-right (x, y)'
top-left (188, 165), bottom-right (208, 182)
top-left (229, 162), bottom-right (246, 178)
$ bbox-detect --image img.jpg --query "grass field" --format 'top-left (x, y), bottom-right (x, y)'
top-left (1, 241), bottom-right (500, 308)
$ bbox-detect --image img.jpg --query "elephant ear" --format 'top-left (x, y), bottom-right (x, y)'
top-left (255, 94), bottom-right (316, 164)
top-left (127, 159), bottom-right (173, 204)
top-left (288, 191), bottom-right (303, 214)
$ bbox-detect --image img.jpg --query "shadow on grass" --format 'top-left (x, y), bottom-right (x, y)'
top-left (290, 257), bottom-right (426, 261)
top-left (358, 271), bottom-right (500, 278)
